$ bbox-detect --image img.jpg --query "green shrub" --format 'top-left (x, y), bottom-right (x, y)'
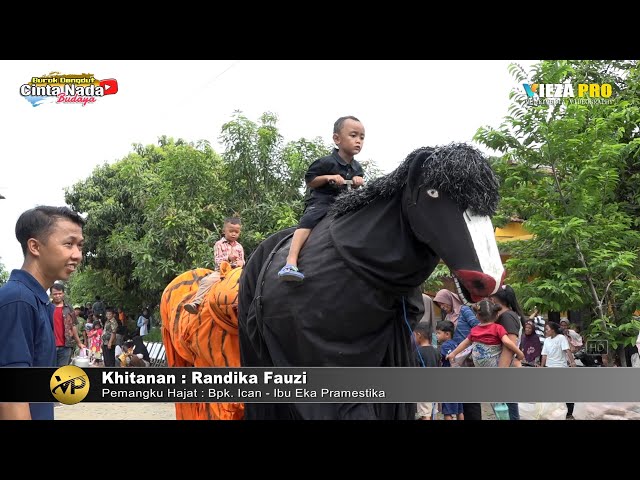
top-left (144, 327), bottom-right (163, 343)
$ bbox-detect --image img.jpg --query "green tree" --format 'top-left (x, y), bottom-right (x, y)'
top-left (219, 111), bottom-right (330, 252)
top-left (0, 258), bottom-right (8, 286)
top-left (65, 112), bottom-right (332, 311)
top-left (475, 60), bottom-right (640, 363)
top-left (65, 137), bottom-right (228, 310)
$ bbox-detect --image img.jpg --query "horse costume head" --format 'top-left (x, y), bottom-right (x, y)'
top-left (330, 143), bottom-right (503, 302)
top-left (239, 142), bottom-right (505, 420)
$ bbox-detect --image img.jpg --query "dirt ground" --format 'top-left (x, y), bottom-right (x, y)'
top-left (55, 402), bottom-right (176, 420)
top-left (54, 402), bottom-right (497, 420)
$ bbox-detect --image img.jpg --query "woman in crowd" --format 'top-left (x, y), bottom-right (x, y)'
top-left (489, 284), bottom-right (525, 420)
top-left (433, 289), bottom-right (481, 419)
top-left (520, 320), bottom-right (543, 366)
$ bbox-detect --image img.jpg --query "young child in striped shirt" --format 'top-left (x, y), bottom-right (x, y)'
top-left (184, 217), bottom-right (244, 314)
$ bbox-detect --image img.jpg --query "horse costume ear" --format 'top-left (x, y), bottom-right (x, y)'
top-left (219, 261), bottom-right (231, 278)
top-left (406, 148), bottom-right (432, 206)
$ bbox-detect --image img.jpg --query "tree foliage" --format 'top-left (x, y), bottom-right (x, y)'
top-left (219, 111), bottom-right (331, 250)
top-left (0, 258), bottom-right (8, 286)
top-left (64, 112), bottom-right (361, 312)
top-left (475, 60), bottom-right (640, 355)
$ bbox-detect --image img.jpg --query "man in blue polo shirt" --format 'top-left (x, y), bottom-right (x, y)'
top-left (0, 206), bottom-right (85, 420)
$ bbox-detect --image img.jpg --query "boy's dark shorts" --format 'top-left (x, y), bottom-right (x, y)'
top-left (298, 200), bottom-right (332, 229)
top-left (441, 402), bottom-right (464, 416)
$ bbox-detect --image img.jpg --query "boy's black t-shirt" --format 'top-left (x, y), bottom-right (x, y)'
top-left (416, 345), bottom-right (440, 367)
top-left (305, 149), bottom-right (364, 202)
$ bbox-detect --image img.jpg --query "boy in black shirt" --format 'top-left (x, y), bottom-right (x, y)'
top-left (278, 116), bottom-right (365, 281)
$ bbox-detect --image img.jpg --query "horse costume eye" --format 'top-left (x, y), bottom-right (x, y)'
top-left (426, 189), bottom-right (439, 198)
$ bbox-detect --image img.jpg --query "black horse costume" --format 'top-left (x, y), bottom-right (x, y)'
top-left (238, 144), bottom-right (505, 420)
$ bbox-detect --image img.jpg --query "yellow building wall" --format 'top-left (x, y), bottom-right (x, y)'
top-left (495, 222), bottom-right (533, 243)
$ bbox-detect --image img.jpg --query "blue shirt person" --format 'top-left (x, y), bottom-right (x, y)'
top-left (452, 305), bottom-right (480, 346)
top-left (436, 319), bottom-right (464, 419)
top-left (0, 206), bottom-right (84, 420)
top-left (0, 270), bottom-right (56, 420)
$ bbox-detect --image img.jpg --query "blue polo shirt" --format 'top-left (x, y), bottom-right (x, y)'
top-left (0, 269), bottom-right (56, 420)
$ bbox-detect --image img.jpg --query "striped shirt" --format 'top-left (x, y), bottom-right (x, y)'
top-left (214, 237), bottom-right (245, 270)
top-left (532, 315), bottom-right (546, 344)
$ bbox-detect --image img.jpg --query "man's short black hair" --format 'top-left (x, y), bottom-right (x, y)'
top-left (51, 282), bottom-right (65, 293)
top-left (15, 206), bottom-right (85, 256)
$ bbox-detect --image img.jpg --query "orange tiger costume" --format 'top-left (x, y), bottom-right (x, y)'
top-left (160, 262), bottom-right (244, 420)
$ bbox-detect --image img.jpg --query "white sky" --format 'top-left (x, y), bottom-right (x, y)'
top-left (0, 59), bottom-right (537, 271)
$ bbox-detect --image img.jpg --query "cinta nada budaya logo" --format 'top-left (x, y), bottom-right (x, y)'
top-left (21, 72), bottom-right (118, 107)
top-left (522, 82), bottom-right (614, 106)
top-left (50, 365), bottom-right (90, 405)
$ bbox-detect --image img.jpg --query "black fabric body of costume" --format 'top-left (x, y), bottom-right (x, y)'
top-left (238, 144), bottom-right (501, 420)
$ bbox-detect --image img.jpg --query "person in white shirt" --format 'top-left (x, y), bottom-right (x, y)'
top-left (541, 321), bottom-right (575, 368)
top-left (542, 321), bottom-right (576, 419)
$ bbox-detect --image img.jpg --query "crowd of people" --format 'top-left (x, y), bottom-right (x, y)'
top-left (45, 286), bottom-right (153, 369)
top-left (412, 285), bottom-right (622, 421)
top-left (1, 115), bottom-right (639, 421)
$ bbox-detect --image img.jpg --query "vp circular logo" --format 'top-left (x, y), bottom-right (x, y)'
top-left (50, 365), bottom-right (90, 404)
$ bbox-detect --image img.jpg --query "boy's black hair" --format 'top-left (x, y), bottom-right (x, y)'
top-left (436, 320), bottom-right (455, 336)
top-left (15, 206), bottom-right (85, 256)
top-left (413, 322), bottom-right (432, 338)
top-left (333, 116), bottom-right (361, 134)
top-left (51, 282), bottom-right (65, 292)
top-left (224, 216), bottom-right (242, 226)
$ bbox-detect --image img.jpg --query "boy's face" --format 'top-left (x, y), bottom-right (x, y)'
top-left (436, 329), bottom-right (450, 344)
top-left (333, 119), bottom-right (365, 157)
top-left (224, 223), bottom-right (242, 242)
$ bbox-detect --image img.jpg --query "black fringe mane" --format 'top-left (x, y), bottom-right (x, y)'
top-left (330, 143), bottom-right (500, 218)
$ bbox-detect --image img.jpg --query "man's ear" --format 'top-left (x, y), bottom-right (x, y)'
top-left (27, 238), bottom-right (40, 257)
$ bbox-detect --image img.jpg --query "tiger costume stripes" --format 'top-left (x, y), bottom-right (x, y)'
top-left (160, 261), bottom-right (244, 420)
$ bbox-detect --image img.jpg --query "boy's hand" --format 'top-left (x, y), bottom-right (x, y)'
top-left (329, 175), bottom-right (345, 186)
top-left (229, 253), bottom-right (238, 262)
top-left (352, 176), bottom-right (364, 187)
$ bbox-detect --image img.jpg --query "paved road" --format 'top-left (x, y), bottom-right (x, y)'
top-left (54, 402), bottom-right (500, 420)
top-left (55, 402), bottom-right (176, 420)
